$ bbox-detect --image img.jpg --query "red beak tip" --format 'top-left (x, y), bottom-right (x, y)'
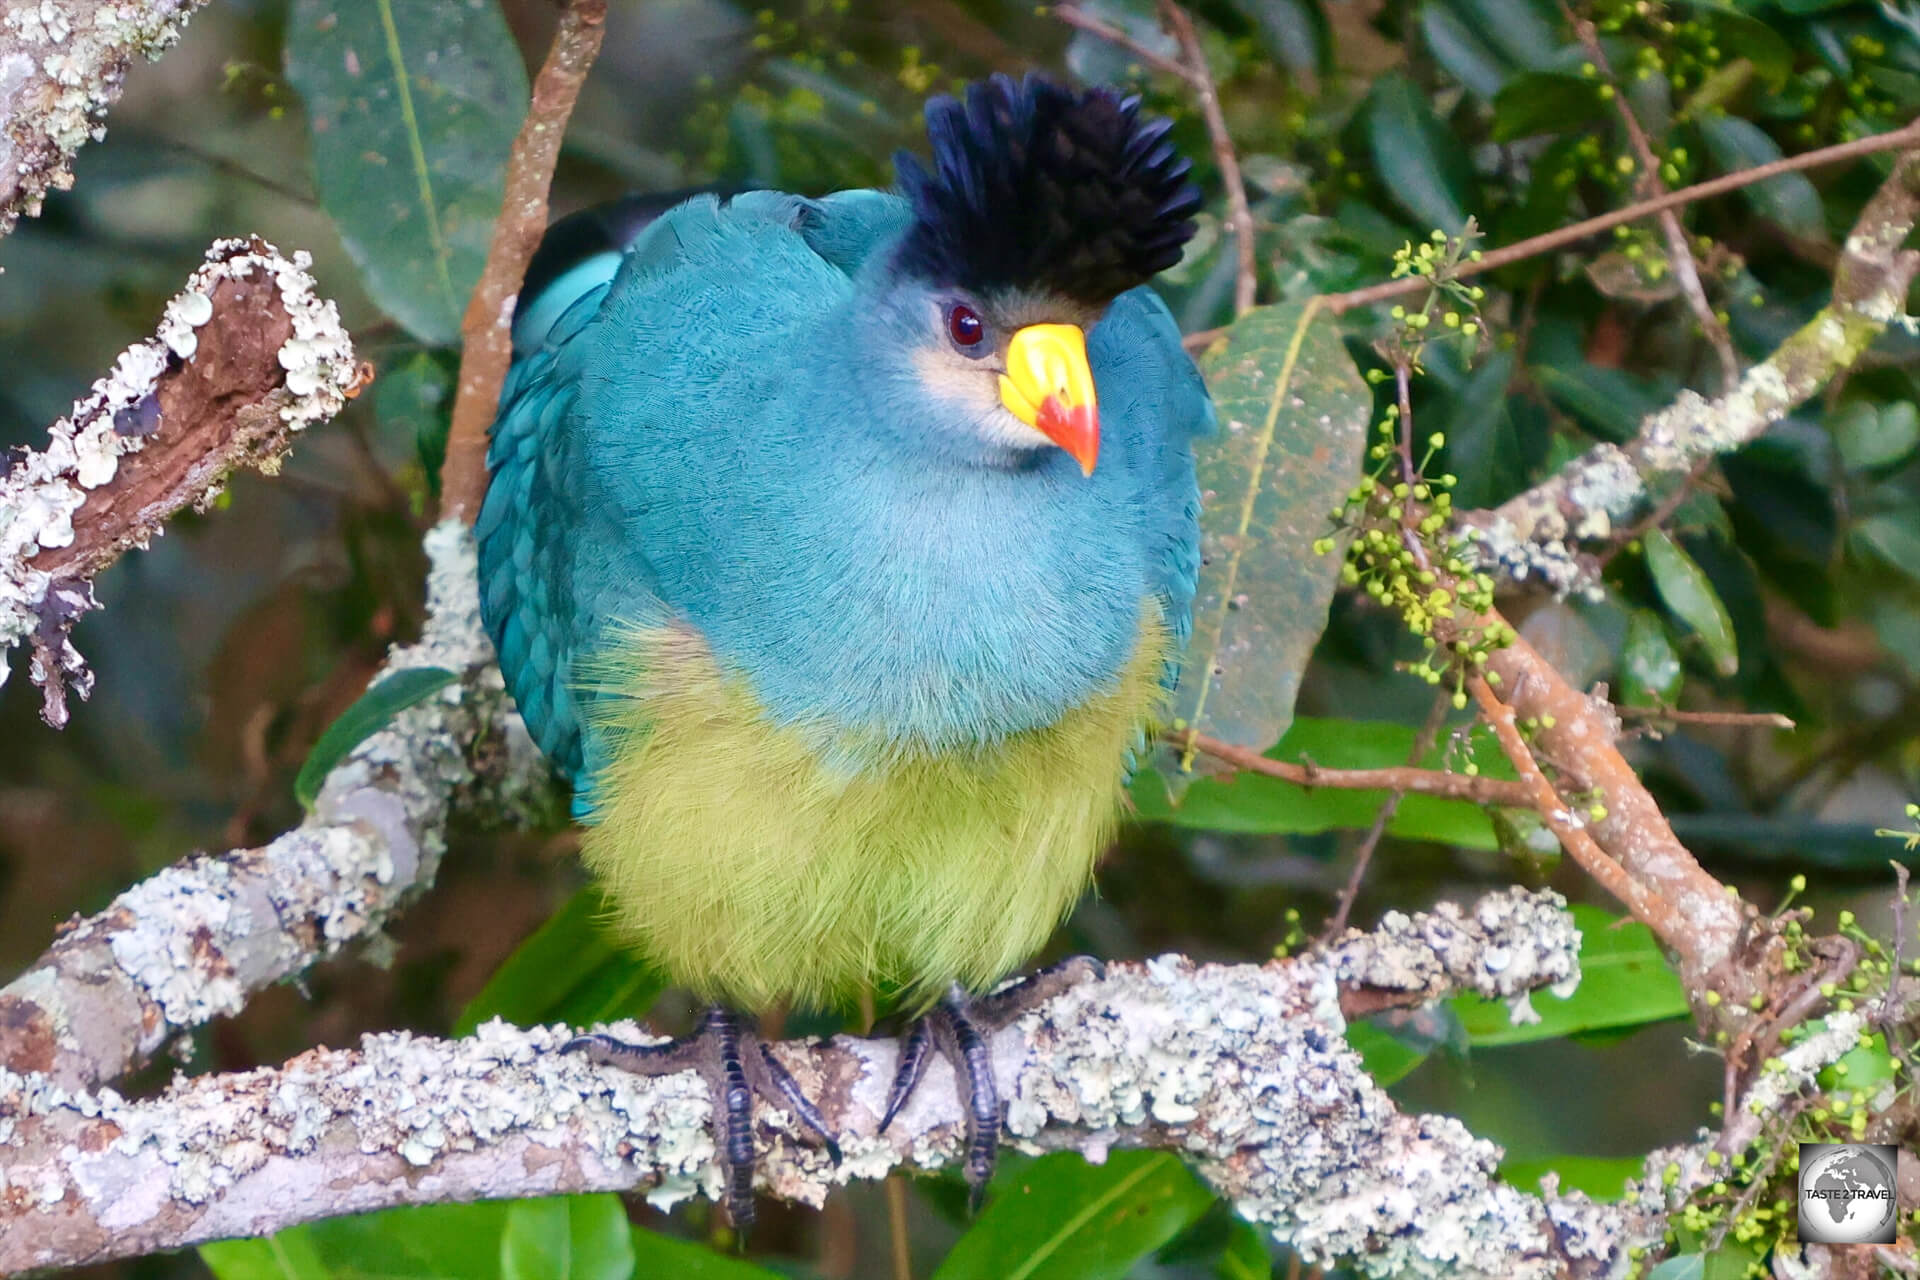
top-left (1038, 397), bottom-right (1100, 475)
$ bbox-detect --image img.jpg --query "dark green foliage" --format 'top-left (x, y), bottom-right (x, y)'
top-left (294, 666), bottom-right (457, 808)
top-left (13, 0), bottom-right (1920, 1274)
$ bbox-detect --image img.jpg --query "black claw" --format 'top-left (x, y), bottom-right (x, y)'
top-left (975, 956), bottom-right (1102, 1024)
top-left (881, 975), bottom-right (1074, 1213)
top-left (942, 992), bottom-right (1002, 1207)
top-left (555, 1006), bottom-right (842, 1232)
top-left (755, 1041), bottom-right (842, 1164)
top-left (880, 1018), bottom-right (934, 1134)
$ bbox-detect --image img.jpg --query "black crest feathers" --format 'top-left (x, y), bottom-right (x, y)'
top-left (892, 74), bottom-right (1202, 305)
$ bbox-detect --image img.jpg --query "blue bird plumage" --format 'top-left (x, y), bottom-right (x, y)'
top-left (477, 75), bottom-right (1213, 1015)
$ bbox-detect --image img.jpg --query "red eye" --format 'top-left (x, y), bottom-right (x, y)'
top-left (947, 303), bottom-right (985, 348)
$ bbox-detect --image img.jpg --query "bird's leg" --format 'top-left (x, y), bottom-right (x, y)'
top-left (878, 958), bottom-right (1102, 1209)
top-left (565, 1006), bottom-right (839, 1229)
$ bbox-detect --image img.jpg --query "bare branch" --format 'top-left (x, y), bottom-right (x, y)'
top-left (0, 522), bottom-right (553, 1090)
top-left (441, 0), bottom-right (609, 523)
top-left (1051, 4), bottom-right (1196, 84)
top-left (1183, 120), bottom-right (1920, 352)
top-left (2, 891), bottom-right (1611, 1279)
top-left (1461, 148), bottom-right (1920, 595)
top-left (0, 238), bottom-right (361, 727)
top-left (1157, 2), bottom-right (1257, 315)
top-left (1183, 731), bottom-right (1536, 808)
top-left (0, 0), bottom-right (211, 234)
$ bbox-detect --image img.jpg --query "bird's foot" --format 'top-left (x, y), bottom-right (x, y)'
top-left (564, 1006), bottom-right (839, 1229)
top-left (878, 958), bottom-right (1103, 1210)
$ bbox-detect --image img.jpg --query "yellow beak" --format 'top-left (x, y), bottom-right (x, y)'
top-left (998, 323), bottom-right (1099, 475)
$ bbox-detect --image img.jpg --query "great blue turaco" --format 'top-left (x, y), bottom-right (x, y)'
top-left (477, 71), bottom-right (1213, 1224)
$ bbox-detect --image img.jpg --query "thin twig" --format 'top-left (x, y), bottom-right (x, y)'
top-left (1051, 4), bottom-right (1196, 83)
top-left (1883, 864), bottom-right (1912, 1067)
top-left (1324, 691), bottom-right (1452, 939)
top-left (1612, 706), bottom-right (1796, 729)
top-left (1593, 454), bottom-right (1719, 569)
top-left (1182, 119), bottom-right (1920, 349)
top-left (1561, 0), bottom-right (1738, 387)
top-left (1157, 1), bottom-right (1258, 315)
top-left (1181, 731), bottom-right (1536, 808)
top-left (441, 0), bottom-right (609, 523)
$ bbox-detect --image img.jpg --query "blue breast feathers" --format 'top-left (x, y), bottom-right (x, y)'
top-left (477, 190), bottom-right (1213, 807)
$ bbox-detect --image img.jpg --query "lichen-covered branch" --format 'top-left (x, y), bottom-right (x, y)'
top-left (0, 0), bottom-right (211, 234)
top-left (0, 522), bottom-right (552, 1091)
top-left (1459, 149), bottom-right (1920, 595)
top-left (0, 237), bottom-right (360, 727)
top-left (0, 890), bottom-right (1614, 1278)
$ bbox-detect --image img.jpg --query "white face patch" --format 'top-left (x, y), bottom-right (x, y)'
top-left (910, 341), bottom-right (1053, 460)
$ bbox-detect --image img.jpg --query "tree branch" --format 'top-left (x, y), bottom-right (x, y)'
top-left (0, 237), bottom-right (362, 728)
top-left (1, 890), bottom-right (1611, 1278)
top-left (1183, 730), bottom-right (1535, 808)
top-left (1182, 120), bottom-right (1920, 351)
top-left (1157, 2), bottom-right (1257, 316)
top-left (0, 0), bottom-right (211, 234)
top-left (0, 522), bottom-right (552, 1091)
top-left (440, 0), bottom-right (608, 524)
top-left (1460, 147), bottom-right (1920, 595)
top-left (1051, 4), bottom-right (1195, 84)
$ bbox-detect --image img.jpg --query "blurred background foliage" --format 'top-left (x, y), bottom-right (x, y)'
top-left (5, 0), bottom-right (1920, 1274)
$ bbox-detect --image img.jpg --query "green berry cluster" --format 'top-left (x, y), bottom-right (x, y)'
top-left (1270, 907), bottom-right (1309, 958)
top-left (1313, 430), bottom-right (1512, 709)
top-left (1378, 227), bottom-right (1487, 367)
top-left (1873, 801), bottom-right (1920, 852)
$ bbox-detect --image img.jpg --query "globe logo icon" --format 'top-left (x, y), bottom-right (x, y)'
top-left (1798, 1143), bottom-right (1898, 1245)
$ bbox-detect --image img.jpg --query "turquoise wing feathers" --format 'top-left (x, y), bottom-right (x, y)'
top-left (479, 189), bottom-right (1210, 805)
top-left (477, 190), bottom-right (913, 798)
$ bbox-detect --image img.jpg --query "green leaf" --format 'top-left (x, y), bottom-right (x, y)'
top-left (285, 0), bottom-right (529, 344)
top-left (1214, 1219), bottom-right (1274, 1280)
top-left (1618, 609), bottom-right (1683, 707)
top-left (296, 666), bottom-right (458, 808)
top-left (458, 887), bottom-right (667, 1035)
top-left (1704, 1240), bottom-right (1768, 1280)
top-left (376, 349), bottom-right (459, 492)
top-left (1447, 0), bottom-right (1562, 68)
top-left (1451, 904), bottom-right (1688, 1045)
top-left (1167, 302), bottom-right (1368, 772)
top-left (1365, 73), bottom-right (1474, 232)
top-left (1644, 531), bottom-right (1739, 677)
top-left (1833, 400), bottom-right (1920, 471)
top-left (1063, 0), bottom-right (1178, 84)
top-left (303, 1202), bottom-right (518, 1279)
top-left (1694, 114), bottom-right (1825, 239)
top-left (1854, 513), bottom-right (1920, 584)
top-left (628, 1228), bottom-right (786, 1277)
top-left (1498, 1154), bottom-right (1642, 1200)
top-left (1137, 718), bottom-right (1508, 849)
top-left (1438, 348), bottom-right (1525, 508)
top-left (1421, 2), bottom-right (1513, 98)
top-left (1345, 1019), bottom-right (1431, 1086)
top-left (201, 1230), bottom-right (331, 1280)
top-left (932, 1151), bottom-right (1214, 1280)
top-left (501, 1196), bottom-right (634, 1280)
top-left (1230, 0), bottom-right (1332, 77)
top-left (1529, 362), bottom-right (1665, 444)
top-left (1491, 73), bottom-right (1610, 141)
top-left (1647, 1256), bottom-right (1706, 1280)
